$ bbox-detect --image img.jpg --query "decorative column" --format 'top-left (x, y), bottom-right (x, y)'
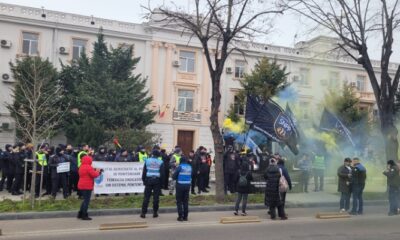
top-left (150, 41), bottom-right (162, 103)
top-left (163, 43), bottom-right (176, 120)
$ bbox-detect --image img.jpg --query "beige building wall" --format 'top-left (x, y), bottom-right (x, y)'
top-left (1, 3), bottom-right (396, 152)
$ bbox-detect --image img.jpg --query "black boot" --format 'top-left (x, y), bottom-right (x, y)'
top-left (81, 213), bottom-right (92, 220)
top-left (77, 211), bottom-right (83, 219)
top-left (153, 212), bottom-right (159, 218)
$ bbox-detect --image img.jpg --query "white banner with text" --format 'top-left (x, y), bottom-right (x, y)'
top-left (92, 161), bottom-right (144, 194)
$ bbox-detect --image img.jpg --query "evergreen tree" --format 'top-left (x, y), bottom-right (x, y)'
top-left (60, 31), bottom-right (155, 146)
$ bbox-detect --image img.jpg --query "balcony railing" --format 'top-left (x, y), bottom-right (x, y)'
top-left (173, 111), bottom-right (201, 122)
top-left (355, 92), bottom-right (375, 103)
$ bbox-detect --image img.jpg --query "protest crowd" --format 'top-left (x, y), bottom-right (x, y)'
top-left (0, 142), bottom-right (399, 221)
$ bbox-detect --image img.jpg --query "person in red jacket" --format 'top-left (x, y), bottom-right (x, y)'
top-left (77, 155), bottom-right (102, 220)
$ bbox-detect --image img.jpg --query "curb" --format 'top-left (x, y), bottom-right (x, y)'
top-left (0, 200), bottom-right (387, 221)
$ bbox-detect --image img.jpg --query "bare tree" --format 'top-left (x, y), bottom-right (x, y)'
top-left (7, 56), bottom-right (68, 208)
top-left (284, 0), bottom-right (400, 160)
top-left (145, 0), bottom-right (284, 201)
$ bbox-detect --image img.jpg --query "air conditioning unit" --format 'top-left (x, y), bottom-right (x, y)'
top-left (292, 75), bottom-right (300, 82)
top-left (59, 47), bottom-right (69, 55)
top-left (1, 122), bottom-right (14, 131)
top-left (2, 73), bottom-right (13, 83)
top-left (172, 60), bottom-right (180, 67)
top-left (226, 67), bottom-right (233, 74)
top-left (350, 82), bottom-right (356, 87)
top-left (0, 39), bottom-right (12, 48)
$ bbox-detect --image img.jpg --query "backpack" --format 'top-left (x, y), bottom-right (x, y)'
top-left (238, 172), bottom-right (248, 187)
top-left (279, 168), bottom-right (289, 193)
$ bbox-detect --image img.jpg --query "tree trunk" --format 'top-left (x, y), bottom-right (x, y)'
top-left (380, 110), bottom-right (399, 161)
top-left (30, 139), bottom-right (37, 209)
top-left (209, 74), bottom-right (225, 203)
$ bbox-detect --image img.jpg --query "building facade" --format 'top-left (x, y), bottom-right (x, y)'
top-left (0, 3), bottom-right (394, 154)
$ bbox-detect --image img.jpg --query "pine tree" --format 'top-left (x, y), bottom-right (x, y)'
top-left (60, 31), bottom-right (155, 146)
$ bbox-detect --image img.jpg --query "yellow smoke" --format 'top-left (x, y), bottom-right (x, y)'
top-left (304, 128), bottom-right (338, 152)
top-left (223, 118), bottom-right (246, 133)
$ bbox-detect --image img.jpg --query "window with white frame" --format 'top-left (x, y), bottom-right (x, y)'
top-left (233, 95), bottom-right (244, 115)
top-left (328, 71), bottom-right (340, 89)
top-left (235, 60), bottom-right (246, 78)
top-left (178, 89), bottom-right (194, 112)
top-left (299, 68), bottom-right (310, 86)
top-left (72, 39), bottom-right (87, 60)
top-left (22, 32), bottom-right (39, 55)
top-left (299, 101), bottom-right (310, 119)
top-left (179, 51), bottom-right (195, 73)
top-left (356, 75), bottom-right (366, 92)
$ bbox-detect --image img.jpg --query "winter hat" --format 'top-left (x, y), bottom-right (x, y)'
top-left (180, 156), bottom-right (188, 164)
top-left (152, 149), bottom-right (161, 157)
top-left (269, 158), bottom-right (277, 165)
top-left (55, 147), bottom-right (63, 155)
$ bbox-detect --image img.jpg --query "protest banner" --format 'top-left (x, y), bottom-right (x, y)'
top-left (56, 162), bottom-right (70, 173)
top-left (92, 161), bottom-right (145, 194)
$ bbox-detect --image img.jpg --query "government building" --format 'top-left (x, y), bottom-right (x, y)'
top-left (0, 3), bottom-right (393, 154)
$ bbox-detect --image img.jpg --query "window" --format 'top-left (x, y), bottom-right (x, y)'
top-left (178, 89), bottom-right (194, 112)
top-left (356, 75), bottom-right (366, 92)
top-left (179, 51), bottom-right (195, 73)
top-left (233, 95), bottom-right (244, 115)
top-left (299, 101), bottom-right (310, 119)
top-left (235, 60), bottom-right (246, 78)
top-left (22, 32), bottom-right (39, 55)
top-left (328, 71), bottom-right (340, 89)
top-left (299, 68), bottom-right (310, 86)
top-left (72, 39), bottom-right (87, 60)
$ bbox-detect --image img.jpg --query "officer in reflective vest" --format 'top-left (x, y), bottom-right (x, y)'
top-left (77, 144), bottom-right (89, 168)
top-left (168, 147), bottom-right (182, 195)
top-left (35, 145), bottom-right (48, 197)
top-left (140, 149), bottom-right (164, 219)
top-left (173, 156), bottom-right (192, 221)
top-left (138, 151), bottom-right (148, 163)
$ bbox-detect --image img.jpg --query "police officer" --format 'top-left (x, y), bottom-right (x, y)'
top-left (77, 144), bottom-right (89, 168)
top-left (140, 149), bottom-right (164, 219)
top-left (169, 147), bottom-right (182, 195)
top-left (1, 144), bottom-right (13, 192)
top-left (173, 156), bottom-right (192, 221)
top-left (135, 146), bottom-right (148, 163)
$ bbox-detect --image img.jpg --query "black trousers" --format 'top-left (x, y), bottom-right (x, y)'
top-left (12, 173), bottom-right (23, 193)
top-left (0, 169), bottom-right (8, 190)
top-left (191, 174), bottom-right (198, 193)
top-left (6, 172), bottom-right (14, 191)
top-left (197, 173), bottom-right (206, 191)
top-left (35, 167), bottom-right (48, 195)
top-left (69, 171), bottom-right (79, 195)
top-left (79, 190), bottom-right (92, 215)
top-left (141, 180), bottom-right (161, 214)
top-left (225, 172), bottom-right (237, 193)
top-left (52, 173), bottom-right (69, 198)
top-left (163, 169), bottom-right (169, 190)
top-left (269, 204), bottom-right (285, 219)
top-left (44, 168), bottom-right (52, 194)
top-left (176, 184), bottom-right (190, 218)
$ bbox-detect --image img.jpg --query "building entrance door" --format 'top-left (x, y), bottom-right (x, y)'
top-left (177, 130), bottom-right (194, 156)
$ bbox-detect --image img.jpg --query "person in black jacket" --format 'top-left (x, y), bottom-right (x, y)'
top-left (234, 162), bottom-right (253, 216)
top-left (1, 144), bottom-right (13, 192)
top-left (66, 145), bottom-right (79, 196)
top-left (94, 146), bottom-right (108, 161)
top-left (49, 147), bottom-right (69, 199)
top-left (264, 158), bottom-right (287, 220)
top-left (337, 158), bottom-right (352, 212)
top-left (188, 150), bottom-right (199, 195)
top-left (350, 157), bottom-right (367, 215)
top-left (224, 151), bottom-right (240, 194)
top-left (160, 148), bottom-right (170, 190)
top-left (277, 159), bottom-right (292, 209)
top-left (11, 143), bottom-right (26, 195)
top-left (383, 160), bottom-right (400, 216)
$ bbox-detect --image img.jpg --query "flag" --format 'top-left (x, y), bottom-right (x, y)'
top-left (319, 108), bottom-right (355, 147)
top-left (285, 103), bottom-right (305, 140)
top-left (159, 105), bottom-right (167, 118)
top-left (113, 138), bottom-right (122, 149)
top-left (245, 95), bottom-right (299, 155)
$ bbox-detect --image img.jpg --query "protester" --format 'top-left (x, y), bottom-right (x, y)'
top-left (49, 147), bottom-right (69, 199)
top-left (168, 147), bottom-right (182, 195)
top-left (297, 153), bottom-right (312, 193)
top-left (115, 149), bottom-right (131, 162)
top-left (197, 151), bottom-right (209, 194)
top-left (350, 157), bottom-right (367, 215)
top-left (264, 158), bottom-right (287, 220)
top-left (383, 160), bottom-right (400, 216)
top-left (234, 161), bottom-right (253, 216)
top-left (187, 150), bottom-right (198, 195)
top-left (94, 146), bottom-right (107, 161)
top-left (77, 155), bottom-right (102, 220)
top-left (337, 158), bottom-right (352, 213)
top-left (224, 149), bottom-right (240, 194)
top-left (277, 158), bottom-right (292, 209)
top-left (160, 148), bottom-right (170, 190)
top-left (141, 149), bottom-right (164, 218)
top-left (66, 144), bottom-right (79, 196)
top-left (312, 151), bottom-right (326, 192)
top-left (0, 145), bottom-right (13, 192)
top-left (173, 156), bottom-right (192, 221)
top-left (11, 143), bottom-right (26, 195)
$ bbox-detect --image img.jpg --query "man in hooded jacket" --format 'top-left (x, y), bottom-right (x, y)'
top-left (49, 147), bottom-right (69, 199)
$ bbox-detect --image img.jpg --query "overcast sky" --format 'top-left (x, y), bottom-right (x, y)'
top-left (1, 0), bottom-right (398, 62)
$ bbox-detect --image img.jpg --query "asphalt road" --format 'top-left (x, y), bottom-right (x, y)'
top-left (1, 206), bottom-right (399, 240)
